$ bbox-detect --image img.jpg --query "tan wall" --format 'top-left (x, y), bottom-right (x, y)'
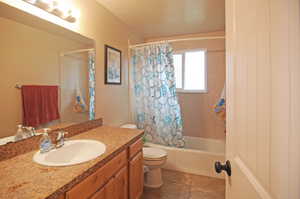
top-left (0, 0), bottom-right (144, 130)
top-left (147, 32), bottom-right (226, 140)
top-left (0, 17), bottom-right (90, 138)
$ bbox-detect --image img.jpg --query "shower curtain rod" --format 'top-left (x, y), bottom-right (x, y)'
top-left (60, 48), bottom-right (95, 56)
top-left (129, 36), bottom-right (225, 48)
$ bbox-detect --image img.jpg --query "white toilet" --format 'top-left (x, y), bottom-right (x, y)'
top-left (120, 124), bottom-right (168, 188)
top-left (143, 147), bottom-right (167, 188)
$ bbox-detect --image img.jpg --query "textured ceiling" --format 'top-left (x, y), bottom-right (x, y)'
top-left (96, 0), bottom-right (225, 39)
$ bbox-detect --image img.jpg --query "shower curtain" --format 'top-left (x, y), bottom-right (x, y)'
top-left (88, 51), bottom-right (95, 120)
top-left (131, 43), bottom-right (184, 147)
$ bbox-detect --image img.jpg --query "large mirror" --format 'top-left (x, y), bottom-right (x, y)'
top-left (0, 12), bottom-right (95, 145)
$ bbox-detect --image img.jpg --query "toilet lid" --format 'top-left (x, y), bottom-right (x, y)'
top-left (143, 147), bottom-right (167, 159)
top-left (120, 124), bottom-right (137, 129)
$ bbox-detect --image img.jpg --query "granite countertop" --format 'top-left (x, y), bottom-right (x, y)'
top-left (0, 126), bottom-right (144, 199)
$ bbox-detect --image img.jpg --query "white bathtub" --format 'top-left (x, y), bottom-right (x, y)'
top-left (145, 136), bottom-right (225, 179)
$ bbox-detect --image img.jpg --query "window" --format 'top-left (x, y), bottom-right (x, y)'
top-left (173, 50), bottom-right (207, 93)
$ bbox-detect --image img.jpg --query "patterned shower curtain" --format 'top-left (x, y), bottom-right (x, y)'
top-left (131, 43), bottom-right (185, 148)
top-left (88, 51), bottom-right (95, 120)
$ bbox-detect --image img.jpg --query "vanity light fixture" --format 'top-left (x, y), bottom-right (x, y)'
top-left (22, 0), bottom-right (78, 23)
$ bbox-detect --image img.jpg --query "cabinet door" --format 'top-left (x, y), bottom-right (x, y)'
top-left (90, 187), bottom-right (105, 199)
top-left (129, 152), bottom-right (143, 199)
top-left (91, 178), bottom-right (115, 199)
top-left (115, 166), bottom-right (128, 199)
top-left (66, 151), bottom-right (127, 199)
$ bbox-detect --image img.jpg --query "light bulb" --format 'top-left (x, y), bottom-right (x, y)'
top-left (35, 0), bottom-right (54, 11)
top-left (65, 8), bottom-right (79, 22)
top-left (24, 0), bottom-right (37, 4)
top-left (52, 1), bottom-right (70, 18)
top-left (71, 9), bottom-right (80, 19)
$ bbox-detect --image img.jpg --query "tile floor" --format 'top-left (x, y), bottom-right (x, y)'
top-left (142, 169), bottom-right (225, 199)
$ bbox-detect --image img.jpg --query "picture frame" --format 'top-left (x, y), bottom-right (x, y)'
top-left (105, 45), bottom-right (122, 85)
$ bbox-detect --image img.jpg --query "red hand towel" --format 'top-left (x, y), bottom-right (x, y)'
top-left (21, 85), bottom-right (60, 127)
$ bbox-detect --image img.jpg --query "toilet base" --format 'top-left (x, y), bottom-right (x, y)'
top-left (144, 167), bottom-right (163, 188)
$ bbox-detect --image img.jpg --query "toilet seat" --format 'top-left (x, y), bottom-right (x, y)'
top-left (143, 147), bottom-right (167, 160)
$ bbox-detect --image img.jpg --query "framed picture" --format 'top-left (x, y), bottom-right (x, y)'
top-left (105, 45), bottom-right (122, 85)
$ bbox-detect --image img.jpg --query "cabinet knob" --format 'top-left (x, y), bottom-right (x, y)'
top-left (215, 160), bottom-right (232, 176)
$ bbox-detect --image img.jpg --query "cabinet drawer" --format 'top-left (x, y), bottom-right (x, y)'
top-left (129, 138), bottom-right (143, 159)
top-left (66, 150), bottom-right (127, 199)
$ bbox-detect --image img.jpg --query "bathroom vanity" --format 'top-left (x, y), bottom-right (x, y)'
top-left (0, 125), bottom-right (144, 199)
top-left (65, 136), bottom-right (143, 199)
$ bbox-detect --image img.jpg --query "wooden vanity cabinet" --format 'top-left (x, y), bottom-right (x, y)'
top-left (65, 138), bottom-right (143, 199)
top-left (129, 152), bottom-right (143, 199)
top-left (129, 139), bottom-right (144, 199)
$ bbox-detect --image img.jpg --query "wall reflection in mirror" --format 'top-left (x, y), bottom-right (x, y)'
top-left (0, 16), bottom-right (95, 145)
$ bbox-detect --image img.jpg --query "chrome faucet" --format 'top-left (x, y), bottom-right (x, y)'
top-left (24, 127), bottom-right (36, 137)
top-left (18, 126), bottom-right (35, 139)
top-left (55, 131), bottom-right (68, 148)
top-left (31, 127), bottom-right (37, 136)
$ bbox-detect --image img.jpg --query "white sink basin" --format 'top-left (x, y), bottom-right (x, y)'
top-left (33, 139), bottom-right (106, 167)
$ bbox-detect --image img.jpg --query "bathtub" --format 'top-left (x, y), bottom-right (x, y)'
top-left (145, 136), bottom-right (225, 179)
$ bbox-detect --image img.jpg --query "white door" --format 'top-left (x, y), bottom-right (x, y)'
top-left (225, 0), bottom-right (300, 199)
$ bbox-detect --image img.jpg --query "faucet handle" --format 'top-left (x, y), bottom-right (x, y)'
top-left (56, 131), bottom-right (64, 141)
top-left (56, 131), bottom-right (68, 140)
top-left (32, 127), bottom-right (36, 136)
top-left (55, 131), bottom-right (68, 148)
top-left (64, 131), bottom-right (69, 137)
